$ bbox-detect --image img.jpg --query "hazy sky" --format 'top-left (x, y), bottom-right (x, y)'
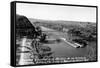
top-left (16, 3), bottom-right (96, 22)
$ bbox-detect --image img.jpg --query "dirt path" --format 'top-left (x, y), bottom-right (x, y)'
top-left (18, 38), bottom-right (34, 65)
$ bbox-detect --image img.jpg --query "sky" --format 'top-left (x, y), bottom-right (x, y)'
top-left (16, 3), bottom-right (96, 23)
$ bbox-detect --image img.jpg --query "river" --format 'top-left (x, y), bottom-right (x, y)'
top-left (40, 26), bottom-right (90, 58)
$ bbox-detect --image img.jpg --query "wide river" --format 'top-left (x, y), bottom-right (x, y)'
top-left (41, 26), bottom-right (90, 58)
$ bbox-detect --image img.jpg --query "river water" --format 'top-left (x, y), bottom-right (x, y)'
top-left (40, 26), bottom-right (89, 58)
top-left (43, 42), bottom-right (89, 58)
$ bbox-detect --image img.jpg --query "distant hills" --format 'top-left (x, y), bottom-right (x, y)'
top-left (28, 18), bottom-right (96, 28)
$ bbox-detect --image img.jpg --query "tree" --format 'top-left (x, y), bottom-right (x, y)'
top-left (68, 24), bottom-right (96, 42)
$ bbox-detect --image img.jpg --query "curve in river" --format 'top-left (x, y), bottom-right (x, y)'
top-left (40, 26), bottom-right (90, 58)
